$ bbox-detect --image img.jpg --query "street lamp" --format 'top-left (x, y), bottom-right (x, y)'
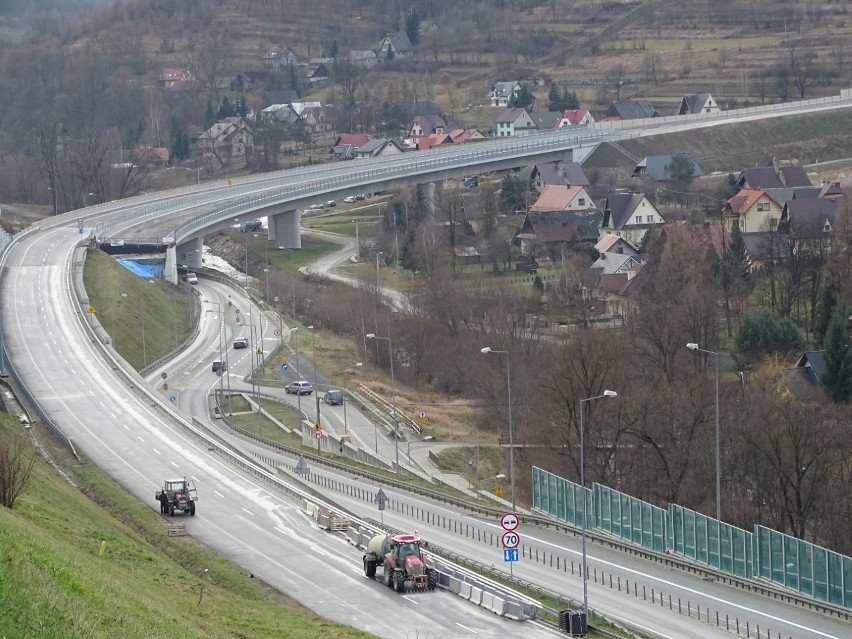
top-left (367, 333), bottom-right (398, 474)
top-left (687, 342), bottom-right (721, 522)
top-left (338, 362), bottom-right (363, 438)
top-left (579, 389), bottom-right (617, 622)
top-left (308, 326), bottom-right (319, 428)
top-left (263, 268), bottom-right (270, 301)
top-left (480, 346), bottom-right (515, 511)
top-left (376, 251), bottom-right (383, 291)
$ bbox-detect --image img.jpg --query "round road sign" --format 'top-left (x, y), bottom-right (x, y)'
top-left (501, 531), bottom-right (520, 549)
top-left (312, 430), bottom-right (323, 439)
top-left (281, 363), bottom-right (289, 371)
top-left (418, 410), bottom-right (427, 419)
top-left (500, 512), bottom-right (520, 531)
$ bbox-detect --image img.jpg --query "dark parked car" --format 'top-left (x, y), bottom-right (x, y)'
top-left (212, 360), bottom-right (226, 373)
top-left (233, 337), bottom-right (248, 349)
top-left (322, 389), bottom-right (344, 405)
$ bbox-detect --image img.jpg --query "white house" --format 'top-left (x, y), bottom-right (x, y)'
top-left (490, 81), bottom-right (522, 107)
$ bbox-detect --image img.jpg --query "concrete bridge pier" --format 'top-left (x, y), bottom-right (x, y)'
top-left (269, 209), bottom-right (301, 249)
top-left (165, 237), bottom-right (204, 284)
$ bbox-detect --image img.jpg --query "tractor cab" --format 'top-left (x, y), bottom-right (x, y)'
top-left (165, 478), bottom-right (197, 502)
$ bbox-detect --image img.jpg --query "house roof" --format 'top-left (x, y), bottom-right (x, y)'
top-left (382, 32), bottom-right (415, 53)
top-left (530, 185), bottom-right (591, 212)
top-left (739, 164), bottom-right (812, 189)
top-left (561, 109), bottom-right (591, 125)
top-left (134, 146), bottom-right (169, 163)
top-left (491, 81), bottom-right (520, 98)
top-left (159, 68), bottom-right (188, 82)
top-left (762, 186), bottom-right (822, 205)
top-left (780, 198), bottom-right (839, 237)
top-left (681, 93), bottom-right (711, 114)
top-left (417, 133), bottom-right (452, 150)
top-left (724, 189), bottom-right (782, 216)
top-left (590, 252), bottom-right (645, 275)
top-left (530, 111), bottom-right (562, 130)
top-left (534, 161), bottom-right (590, 187)
top-left (518, 211), bottom-right (602, 244)
top-left (334, 133), bottom-right (371, 147)
top-left (495, 108), bottom-right (530, 124)
top-left (794, 351), bottom-right (826, 383)
top-left (355, 139), bottom-right (389, 154)
top-left (633, 154), bottom-right (704, 181)
top-left (595, 233), bottom-right (638, 253)
top-left (604, 192), bottom-right (647, 229)
top-left (606, 99), bottom-right (658, 120)
top-left (411, 114), bottom-right (447, 136)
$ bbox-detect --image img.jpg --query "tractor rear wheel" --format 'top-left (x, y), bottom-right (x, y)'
top-left (189, 501), bottom-right (196, 516)
top-left (394, 570), bottom-right (405, 593)
top-left (168, 504), bottom-right (175, 516)
top-left (384, 567), bottom-right (393, 589)
top-left (364, 559), bottom-right (376, 578)
top-left (427, 569), bottom-right (438, 590)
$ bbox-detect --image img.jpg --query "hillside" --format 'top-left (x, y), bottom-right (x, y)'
top-left (0, 412), bottom-right (377, 639)
top-left (1, 0), bottom-right (851, 210)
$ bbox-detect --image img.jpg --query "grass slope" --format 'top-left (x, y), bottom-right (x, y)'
top-left (0, 414), bottom-right (378, 639)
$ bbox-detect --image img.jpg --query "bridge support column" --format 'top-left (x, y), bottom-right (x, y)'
top-left (168, 237), bottom-right (204, 284)
top-left (423, 181), bottom-right (443, 215)
top-left (269, 209), bottom-right (301, 249)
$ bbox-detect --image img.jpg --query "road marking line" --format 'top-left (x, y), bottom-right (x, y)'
top-left (170, 461), bottom-right (179, 468)
top-left (214, 490), bottom-right (224, 498)
top-left (153, 448), bottom-right (161, 455)
top-left (241, 507), bottom-right (254, 516)
top-left (402, 595), bottom-right (419, 605)
top-left (455, 623), bottom-right (476, 633)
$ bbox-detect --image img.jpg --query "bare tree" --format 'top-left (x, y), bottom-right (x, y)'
top-left (0, 431), bottom-right (36, 508)
top-left (641, 51), bottom-right (663, 87)
top-left (787, 45), bottom-right (817, 98)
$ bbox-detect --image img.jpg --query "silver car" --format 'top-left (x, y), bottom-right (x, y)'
top-left (285, 381), bottom-right (313, 395)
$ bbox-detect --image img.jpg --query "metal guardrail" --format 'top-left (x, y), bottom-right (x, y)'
top-left (357, 383), bottom-right (421, 435)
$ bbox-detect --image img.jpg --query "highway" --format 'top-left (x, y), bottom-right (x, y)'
top-left (4, 95), bottom-right (852, 638)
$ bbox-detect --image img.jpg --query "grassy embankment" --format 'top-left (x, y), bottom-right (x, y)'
top-left (0, 414), bottom-right (378, 639)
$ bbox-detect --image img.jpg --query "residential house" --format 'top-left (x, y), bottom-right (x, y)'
top-left (307, 63), bottom-right (330, 83)
top-left (416, 133), bottom-right (453, 150)
top-left (530, 161), bottom-right (590, 192)
top-left (260, 104), bottom-right (296, 124)
top-left (632, 154), bottom-right (704, 181)
top-left (198, 117), bottom-right (253, 158)
top-left (784, 351), bottom-right (826, 402)
top-left (133, 146), bottom-right (170, 167)
top-left (601, 192), bottom-right (665, 246)
top-left (490, 81), bottom-right (522, 107)
top-left (516, 210), bottom-right (603, 256)
top-left (595, 233), bottom-right (639, 256)
top-left (296, 103), bottom-right (333, 133)
top-left (229, 70), bottom-right (266, 93)
top-left (333, 133), bottom-right (371, 149)
top-left (558, 108), bottom-right (595, 127)
top-left (777, 198), bottom-right (839, 247)
top-left (737, 159), bottom-right (812, 189)
top-left (379, 32), bottom-right (415, 59)
top-left (332, 144), bottom-right (356, 161)
top-left (603, 99), bottom-right (659, 121)
top-left (583, 253), bottom-right (647, 318)
top-left (529, 111), bottom-right (563, 131)
top-left (158, 68), bottom-right (194, 90)
top-left (494, 108), bottom-right (537, 137)
top-left (723, 189), bottom-right (784, 234)
top-left (262, 46), bottom-right (300, 69)
top-left (678, 93), bottom-right (720, 115)
top-left (530, 185), bottom-right (597, 213)
top-left (454, 246), bottom-right (481, 266)
top-left (348, 49), bottom-right (379, 67)
top-left (408, 115), bottom-right (447, 141)
top-left (448, 128), bottom-right (487, 143)
top-left (353, 138), bottom-right (404, 159)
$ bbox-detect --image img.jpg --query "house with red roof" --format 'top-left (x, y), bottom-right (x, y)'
top-left (530, 185), bottom-right (597, 213)
top-left (332, 133), bottom-right (371, 149)
top-left (559, 109), bottom-right (595, 127)
top-left (723, 189), bottom-right (784, 234)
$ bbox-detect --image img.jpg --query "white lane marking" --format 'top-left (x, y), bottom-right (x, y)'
top-left (153, 448), bottom-right (161, 455)
top-left (274, 527), bottom-right (290, 536)
top-left (401, 595), bottom-right (419, 605)
top-left (214, 490), bottom-right (225, 498)
top-left (241, 508), bottom-right (254, 516)
top-left (122, 424), bottom-right (129, 430)
top-left (136, 436), bottom-right (144, 442)
top-left (170, 461), bottom-right (179, 468)
top-left (455, 623), bottom-right (477, 633)
top-left (191, 475), bottom-right (199, 481)
top-left (311, 546), bottom-right (328, 557)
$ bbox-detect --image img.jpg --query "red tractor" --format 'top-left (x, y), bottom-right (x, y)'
top-left (363, 533), bottom-right (438, 592)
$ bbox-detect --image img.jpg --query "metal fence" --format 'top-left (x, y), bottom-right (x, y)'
top-left (532, 467), bottom-right (851, 611)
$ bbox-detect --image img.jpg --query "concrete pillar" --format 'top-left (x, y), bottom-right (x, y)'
top-left (270, 209), bottom-right (301, 249)
top-left (172, 237), bottom-right (204, 284)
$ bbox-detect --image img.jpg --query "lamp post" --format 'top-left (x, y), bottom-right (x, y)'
top-left (480, 347), bottom-right (515, 511)
top-left (263, 268), bottom-right (270, 301)
top-left (579, 389), bottom-right (618, 622)
top-left (308, 325), bottom-right (319, 428)
top-left (204, 300), bottom-right (225, 394)
top-left (687, 342), bottom-right (721, 522)
top-left (338, 362), bottom-right (363, 438)
top-left (367, 333), bottom-right (398, 475)
top-left (376, 251), bottom-right (383, 291)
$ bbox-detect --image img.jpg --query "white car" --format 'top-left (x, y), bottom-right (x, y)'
top-left (186, 273), bottom-right (198, 285)
top-left (343, 196), bottom-right (357, 203)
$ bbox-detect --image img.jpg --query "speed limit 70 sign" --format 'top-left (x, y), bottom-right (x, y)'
top-left (501, 531), bottom-right (520, 549)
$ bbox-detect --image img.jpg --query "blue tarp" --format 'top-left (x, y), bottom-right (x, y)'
top-left (117, 259), bottom-right (165, 278)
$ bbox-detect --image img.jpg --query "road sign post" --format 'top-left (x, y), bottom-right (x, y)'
top-left (500, 512), bottom-right (520, 576)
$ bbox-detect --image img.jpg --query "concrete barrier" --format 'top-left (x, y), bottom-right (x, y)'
top-left (469, 586), bottom-right (482, 606)
top-left (448, 576), bottom-right (461, 594)
top-left (490, 595), bottom-right (506, 616)
top-left (459, 582), bottom-right (472, 600)
top-left (504, 601), bottom-right (524, 620)
top-left (480, 592), bottom-right (494, 610)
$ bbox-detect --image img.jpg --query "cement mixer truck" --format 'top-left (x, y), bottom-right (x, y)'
top-left (363, 533), bottom-right (438, 592)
